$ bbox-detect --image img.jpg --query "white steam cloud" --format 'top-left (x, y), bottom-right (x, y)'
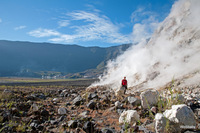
top-left (92, 0), bottom-right (200, 91)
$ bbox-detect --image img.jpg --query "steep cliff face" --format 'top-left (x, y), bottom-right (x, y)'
top-left (93, 0), bottom-right (200, 90)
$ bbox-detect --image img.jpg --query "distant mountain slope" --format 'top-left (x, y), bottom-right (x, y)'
top-left (0, 40), bottom-right (132, 78)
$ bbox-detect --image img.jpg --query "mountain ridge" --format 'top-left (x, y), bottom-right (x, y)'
top-left (0, 40), bottom-right (132, 78)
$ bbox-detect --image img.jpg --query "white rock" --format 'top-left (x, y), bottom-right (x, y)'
top-left (163, 104), bottom-right (196, 126)
top-left (155, 113), bottom-right (167, 133)
top-left (127, 96), bottom-right (141, 106)
top-left (31, 103), bottom-right (38, 112)
top-left (53, 98), bottom-right (60, 103)
top-left (62, 89), bottom-right (68, 93)
top-left (115, 101), bottom-right (121, 108)
top-left (140, 89), bottom-right (159, 109)
top-left (3, 89), bottom-right (12, 93)
top-left (58, 107), bottom-right (67, 115)
top-left (119, 110), bottom-right (140, 124)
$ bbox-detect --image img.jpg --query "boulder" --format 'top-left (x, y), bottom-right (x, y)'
top-left (140, 89), bottom-right (159, 109)
top-left (163, 104), bottom-right (196, 127)
top-left (119, 110), bottom-right (140, 125)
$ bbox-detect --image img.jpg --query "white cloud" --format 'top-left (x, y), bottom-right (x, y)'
top-left (29, 11), bottom-right (132, 44)
top-left (58, 20), bottom-right (70, 27)
top-left (14, 25), bottom-right (27, 30)
top-left (29, 9), bottom-right (159, 45)
top-left (28, 28), bottom-right (60, 37)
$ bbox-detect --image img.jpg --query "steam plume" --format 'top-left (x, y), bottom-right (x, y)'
top-left (92, 0), bottom-right (200, 91)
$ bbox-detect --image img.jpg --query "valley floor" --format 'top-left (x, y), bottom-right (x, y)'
top-left (0, 78), bottom-right (199, 133)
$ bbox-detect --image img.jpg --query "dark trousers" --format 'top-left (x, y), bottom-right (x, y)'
top-left (122, 85), bottom-right (127, 89)
top-left (122, 85), bottom-right (127, 94)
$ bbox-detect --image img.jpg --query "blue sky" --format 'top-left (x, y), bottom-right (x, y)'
top-left (0, 0), bottom-right (175, 47)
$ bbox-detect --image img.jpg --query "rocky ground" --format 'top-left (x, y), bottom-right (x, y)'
top-left (0, 79), bottom-right (200, 133)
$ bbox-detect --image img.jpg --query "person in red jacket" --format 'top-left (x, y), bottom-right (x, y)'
top-left (121, 77), bottom-right (128, 93)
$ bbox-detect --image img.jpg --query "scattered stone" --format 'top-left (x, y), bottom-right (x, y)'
top-left (151, 106), bottom-right (157, 114)
top-left (68, 120), bottom-right (78, 129)
top-left (41, 109), bottom-right (49, 117)
top-left (58, 107), bottom-right (67, 115)
top-left (3, 89), bottom-right (12, 94)
top-left (127, 96), bottom-right (141, 106)
top-left (140, 89), bottom-right (159, 109)
top-left (30, 121), bottom-right (38, 130)
top-left (119, 110), bottom-right (140, 125)
top-left (100, 95), bottom-right (110, 104)
top-left (57, 115), bottom-right (66, 122)
top-left (36, 93), bottom-right (46, 100)
top-left (108, 106), bottom-right (116, 112)
top-left (79, 111), bottom-right (90, 117)
top-left (101, 128), bottom-right (115, 133)
top-left (11, 107), bottom-right (19, 116)
top-left (73, 95), bottom-right (83, 106)
top-left (30, 103), bottom-right (39, 112)
top-left (50, 119), bottom-right (58, 125)
top-left (83, 121), bottom-right (94, 133)
top-left (88, 93), bottom-right (98, 100)
top-left (87, 101), bottom-right (96, 110)
top-left (52, 98), bottom-right (60, 103)
top-left (114, 101), bottom-right (121, 108)
top-left (26, 95), bottom-right (35, 101)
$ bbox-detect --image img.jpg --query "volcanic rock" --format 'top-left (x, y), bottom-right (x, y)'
top-left (140, 89), bottom-right (159, 109)
top-left (119, 110), bottom-right (140, 125)
top-left (58, 107), bottom-right (67, 115)
top-left (163, 104), bottom-right (196, 127)
top-left (73, 95), bottom-right (83, 106)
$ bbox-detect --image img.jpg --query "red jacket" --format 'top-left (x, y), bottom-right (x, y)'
top-left (122, 79), bottom-right (127, 86)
